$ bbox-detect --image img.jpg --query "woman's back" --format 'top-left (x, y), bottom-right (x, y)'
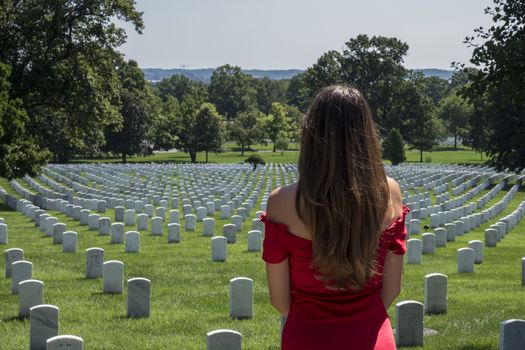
top-left (262, 85), bottom-right (407, 349)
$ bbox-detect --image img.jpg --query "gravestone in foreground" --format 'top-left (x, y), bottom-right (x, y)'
top-left (206, 329), bottom-right (242, 350)
top-left (424, 273), bottom-right (447, 314)
top-left (396, 300), bottom-right (424, 347)
top-left (230, 277), bottom-right (253, 319)
top-left (46, 335), bottom-right (84, 350)
top-left (30, 304), bottom-right (59, 350)
top-left (103, 260), bottom-right (124, 294)
top-left (127, 278), bottom-right (151, 318)
top-left (19, 279), bottom-right (44, 318)
top-left (499, 319), bottom-right (525, 350)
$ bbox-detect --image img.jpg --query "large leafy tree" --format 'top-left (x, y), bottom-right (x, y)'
top-left (0, 63), bottom-right (49, 178)
top-left (0, 0), bottom-right (143, 162)
top-left (194, 103), bottom-right (224, 163)
top-left (176, 86), bottom-right (209, 163)
top-left (150, 95), bottom-right (180, 151)
top-left (155, 74), bottom-right (198, 102)
top-left (208, 65), bottom-right (256, 122)
top-left (104, 60), bottom-right (153, 163)
top-left (230, 109), bottom-right (264, 156)
top-left (459, 0), bottom-right (525, 170)
top-left (339, 35), bottom-right (409, 131)
top-left (435, 94), bottom-right (472, 149)
top-left (400, 73), bottom-right (443, 162)
top-left (253, 77), bottom-right (287, 115)
top-left (263, 102), bottom-right (293, 152)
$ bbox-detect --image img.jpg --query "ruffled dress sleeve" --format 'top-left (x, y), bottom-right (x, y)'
top-left (260, 213), bottom-right (290, 264)
top-left (387, 205), bottom-right (411, 255)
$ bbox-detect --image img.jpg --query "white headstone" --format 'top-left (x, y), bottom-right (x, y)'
top-left (184, 214), bottom-right (196, 232)
top-left (127, 278), bottom-right (151, 318)
top-left (63, 231), bottom-right (78, 253)
top-left (206, 329), bottom-right (242, 350)
top-left (5, 247), bottom-right (23, 277)
top-left (111, 223), bottom-right (125, 244)
top-left (223, 224), bottom-right (237, 244)
top-left (468, 240), bottom-right (484, 264)
top-left (137, 213), bottom-right (149, 231)
top-left (19, 279), bottom-right (43, 317)
top-left (30, 304), bottom-right (59, 350)
top-left (86, 248), bottom-right (104, 279)
top-left (407, 239), bottom-right (422, 264)
top-left (125, 231), bottom-right (140, 253)
top-left (499, 319), bottom-right (525, 350)
top-left (230, 277), bottom-right (253, 319)
top-left (424, 273), bottom-right (447, 314)
top-left (151, 217), bottom-right (163, 235)
top-left (52, 223), bottom-right (66, 245)
top-left (203, 218), bottom-right (215, 237)
top-left (46, 335), bottom-right (84, 350)
top-left (396, 301), bottom-right (424, 347)
top-left (168, 223), bottom-right (180, 243)
top-left (421, 233), bottom-right (435, 254)
top-left (103, 260), bottom-right (124, 294)
top-left (457, 247), bottom-right (475, 273)
top-left (211, 237), bottom-right (227, 262)
top-left (247, 230), bottom-right (262, 252)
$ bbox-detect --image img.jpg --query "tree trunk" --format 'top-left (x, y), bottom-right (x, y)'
top-left (241, 143), bottom-right (245, 156)
top-left (189, 151), bottom-right (197, 163)
top-left (122, 153), bottom-right (127, 163)
top-left (481, 151), bottom-right (483, 161)
top-left (273, 140), bottom-right (276, 152)
top-left (454, 133), bottom-right (457, 149)
top-left (420, 147), bottom-right (423, 162)
top-left (205, 151), bottom-right (209, 163)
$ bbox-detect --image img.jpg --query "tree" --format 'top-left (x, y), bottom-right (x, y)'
top-left (0, 62), bottom-right (49, 178)
top-left (458, 0), bottom-right (525, 170)
top-left (244, 154), bottom-right (265, 171)
top-left (400, 73), bottom-right (442, 162)
top-left (104, 60), bottom-right (153, 163)
top-left (149, 95), bottom-right (180, 151)
top-left (194, 103), bottom-right (224, 163)
top-left (253, 77), bottom-right (287, 115)
top-left (286, 72), bottom-right (311, 112)
top-left (208, 65), bottom-right (256, 122)
top-left (339, 35), bottom-right (409, 132)
top-left (435, 94), bottom-right (472, 149)
top-left (176, 88), bottom-right (208, 163)
top-left (229, 109), bottom-right (264, 156)
top-left (0, 0), bottom-right (144, 162)
top-left (382, 129), bottom-right (405, 165)
top-left (421, 76), bottom-right (450, 106)
top-left (300, 51), bottom-right (343, 107)
top-left (263, 103), bottom-right (292, 152)
top-left (155, 75), bottom-right (199, 102)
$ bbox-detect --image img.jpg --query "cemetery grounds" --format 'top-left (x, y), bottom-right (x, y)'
top-left (0, 151), bottom-right (524, 349)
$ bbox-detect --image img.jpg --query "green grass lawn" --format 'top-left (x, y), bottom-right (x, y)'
top-left (71, 147), bottom-right (486, 167)
top-left (1, 163), bottom-right (524, 349)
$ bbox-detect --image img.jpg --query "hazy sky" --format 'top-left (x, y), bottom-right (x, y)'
top-left (118, 0), bottom-right (495, 70)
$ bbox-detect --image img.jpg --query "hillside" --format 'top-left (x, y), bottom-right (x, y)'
top-left (142, 67), bottom-right (454, 83)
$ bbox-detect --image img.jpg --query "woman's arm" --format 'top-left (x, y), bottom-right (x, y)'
top-left (381, 250), bottom-right (404, 309)
top-left (266, 259), bottom-right (291, 316)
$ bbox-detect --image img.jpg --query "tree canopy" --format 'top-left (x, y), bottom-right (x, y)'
top-left (459, 0), bottom-right (525, 170)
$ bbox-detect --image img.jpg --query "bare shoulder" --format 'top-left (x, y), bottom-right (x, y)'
top-left (266, 183), bottom-right (298, 223)
top-left (387, 177), bottom-right (403, 216)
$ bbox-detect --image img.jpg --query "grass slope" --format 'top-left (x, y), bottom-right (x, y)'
top-left (1, 169), bottom-right (524, 349)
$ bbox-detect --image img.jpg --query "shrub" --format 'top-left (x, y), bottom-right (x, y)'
top-left (245, 154), bottom-right (266, 171)
top-left (383, 129), bottom-right (406, 165)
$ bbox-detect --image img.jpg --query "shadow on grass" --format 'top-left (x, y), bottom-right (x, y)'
top-left (1, 315), bottom-right (26, 322)
top-left (457, 345), bottom-right (494, 350)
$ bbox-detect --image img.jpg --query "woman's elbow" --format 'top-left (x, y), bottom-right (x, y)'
top-left (270, 297), bottom-right (290, 316)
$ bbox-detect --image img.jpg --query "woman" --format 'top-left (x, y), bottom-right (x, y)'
top-left (261, 85), bottom-right (408, 349)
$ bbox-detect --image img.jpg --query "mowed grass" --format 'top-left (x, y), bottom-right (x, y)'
top-left (1, 170), bottom-right (524, 349)
top-left (71, 146), bottom-right (485, 166)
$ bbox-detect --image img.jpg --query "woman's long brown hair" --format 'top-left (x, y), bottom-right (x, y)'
top-left (296, 85), bottom-right (389, 290)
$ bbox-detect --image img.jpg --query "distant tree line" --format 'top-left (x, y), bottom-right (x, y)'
top-left (0, 0), bottom-right (522, 179)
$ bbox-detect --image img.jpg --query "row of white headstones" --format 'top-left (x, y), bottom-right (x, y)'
top-left (1, 162), bottom-right (525, 349)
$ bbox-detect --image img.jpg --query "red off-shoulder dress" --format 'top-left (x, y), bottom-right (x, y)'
top-left (261, 205), bottom-right (410, 350)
